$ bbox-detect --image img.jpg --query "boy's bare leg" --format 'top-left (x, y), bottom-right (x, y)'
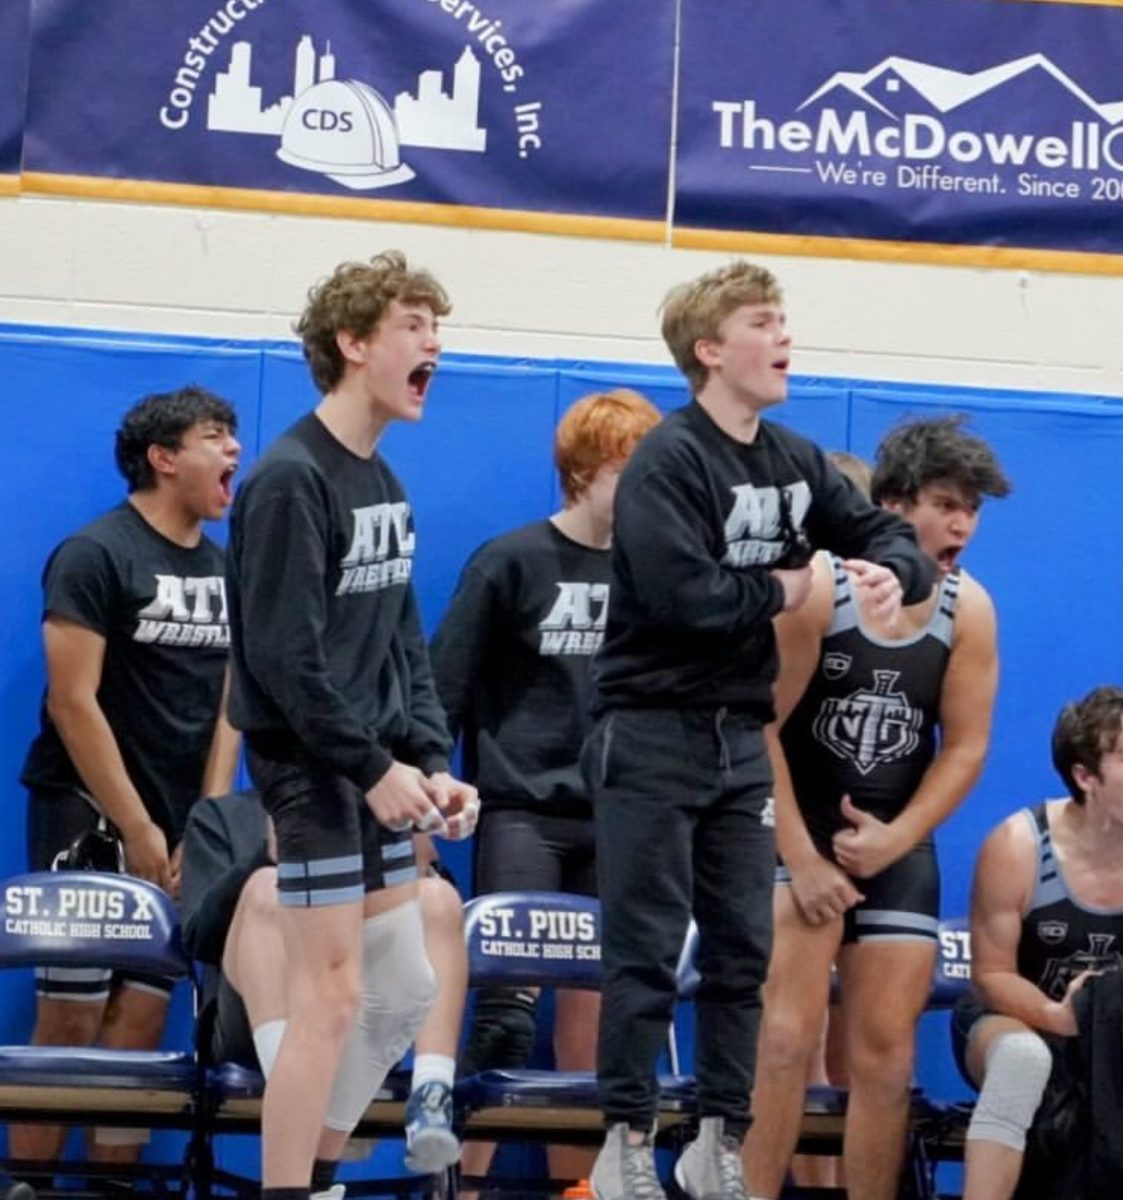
top-left (548, 988), bottom-right (601, 1184)
top-left (743, 888), bottom-right (841, 1199)
top-left (262, 900), bottom-right (363, 1188)
top-left (837, 940), bottom-right (935, 1200)
top-left (89, 985), bottom-right (170, 1163)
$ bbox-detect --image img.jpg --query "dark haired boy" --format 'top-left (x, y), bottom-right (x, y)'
top-left (953, 685), bottom-right (1123, 1200)
top-left (746, 414), bottom-right (1010, 1200)
top-left (14, 385), bottom-right (241, 1162)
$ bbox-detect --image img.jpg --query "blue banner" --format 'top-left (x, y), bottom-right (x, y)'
top-left (674, 0), bottom-right (1123, 267)
top-left (22, 0), bottom-right (673, 236)
top-left (0, 1), bottom-right (29, 189)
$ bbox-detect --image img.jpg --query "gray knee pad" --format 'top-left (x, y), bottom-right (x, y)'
top-left (967, 1030), bottom-right (1053, 1153)
top-left (324, 900), bottom-right (436, 1132)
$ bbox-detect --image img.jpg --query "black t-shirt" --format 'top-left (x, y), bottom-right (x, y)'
top-left (432, 519), bottom-right (609, 817)
top-left (20, 502), bottom-right (229, 843)
top-left (226, 412), bottom-right (451, 789)
top-left (594, 401), bottom-right (935, 717)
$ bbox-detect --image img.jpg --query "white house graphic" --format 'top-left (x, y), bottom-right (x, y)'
top-left (799, 53), bottom-right (1123, 125)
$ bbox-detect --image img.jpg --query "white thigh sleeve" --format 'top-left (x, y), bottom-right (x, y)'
top-left (324, 900), bottom-right (436, 1133)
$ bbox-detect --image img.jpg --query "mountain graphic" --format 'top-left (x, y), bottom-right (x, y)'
top-left (798, 53), bottom-right (1123, 126)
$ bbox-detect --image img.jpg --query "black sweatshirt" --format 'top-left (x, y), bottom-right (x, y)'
top-left (180, 790), bottom-right (270, 967)
top-left (431, 519), bottom-right (609, 817)
top-left (226, 413), bottom-right (451, 789)
top-left (594, 402), bottom-right (935, 718)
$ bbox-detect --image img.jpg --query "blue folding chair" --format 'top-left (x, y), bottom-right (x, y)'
top-left (456, 892), bottom-right (696, 1152)
top-left (202, 1060), bottom-right (421, 1200)
top-left (200, 958), bottom-right (435, 1198)
top-left (0, 870), bottom-right (198, 1197)
top-left (930, 915), bottom-right (971, 1009)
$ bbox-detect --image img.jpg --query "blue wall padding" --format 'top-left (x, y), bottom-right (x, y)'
top-left (2, 320), bottom-right (1121, 1156)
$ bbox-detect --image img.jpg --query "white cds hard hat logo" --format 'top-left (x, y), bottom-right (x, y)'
top-left (159, 2), bottom-right (547, 188)
top-left (277, 79), bottom-right (414, 190)
top-left (169, 16), bottom-right (540, 193)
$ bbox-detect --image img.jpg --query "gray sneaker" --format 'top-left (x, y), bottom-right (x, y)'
top-left (673, 1117), bottom-right (747, 1200)
top-left (404, 1080), bottom-right (460, 1173)
top-left (591, 1123), bottom-right (667, 1200)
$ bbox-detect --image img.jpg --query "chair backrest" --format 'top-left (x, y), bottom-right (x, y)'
top-left (463, 891), bottom-right (705, 996)
top-left (0, 870), bottom-right (191, 980)
top-left (930, 915), bottom-right (971, 1008)
top-left (463, 891), bottom-right (603, 990)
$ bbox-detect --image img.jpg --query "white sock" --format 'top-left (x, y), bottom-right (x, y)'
top-left (412, 1052), bottom-right (455, 1091)
top-left (252, 1017), bottom-right (286, 1077)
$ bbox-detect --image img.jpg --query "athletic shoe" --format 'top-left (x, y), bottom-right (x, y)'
top-left (404, 1080), bottom-right (461, 1173)
top-left (673, 1117), bottom-right (747, 1200)
top-left (311, 1187), bottom-right (345, 1200)
top-left (591, 1123), bottom-right (666, 1200)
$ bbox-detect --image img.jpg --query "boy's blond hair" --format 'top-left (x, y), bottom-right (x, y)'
top-left (826, 450), bottom-right (873, 500)
top-left (660, 261), bottom-right (782, 394)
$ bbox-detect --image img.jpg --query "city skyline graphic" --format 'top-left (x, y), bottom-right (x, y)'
top-left (206, 32), bottom-right (488, 152)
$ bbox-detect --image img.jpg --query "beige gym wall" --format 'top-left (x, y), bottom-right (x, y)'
top-left (1, 192), bottom-right (1120, 396)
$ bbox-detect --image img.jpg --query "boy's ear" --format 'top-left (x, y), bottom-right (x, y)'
top-left (336, 328), bottom-right (369, 366)
top-left (147, 442), bottom-right (178, 480)
top-left (694, 336), bottom-right (721, 370)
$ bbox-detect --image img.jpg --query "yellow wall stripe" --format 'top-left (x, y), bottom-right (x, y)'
top-left (19, 172), bottom-right (665, 245)
top-left (1014, 1), bottom-right (1123, 8)
top-left (673, 225), bottom-right (1123, 276)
